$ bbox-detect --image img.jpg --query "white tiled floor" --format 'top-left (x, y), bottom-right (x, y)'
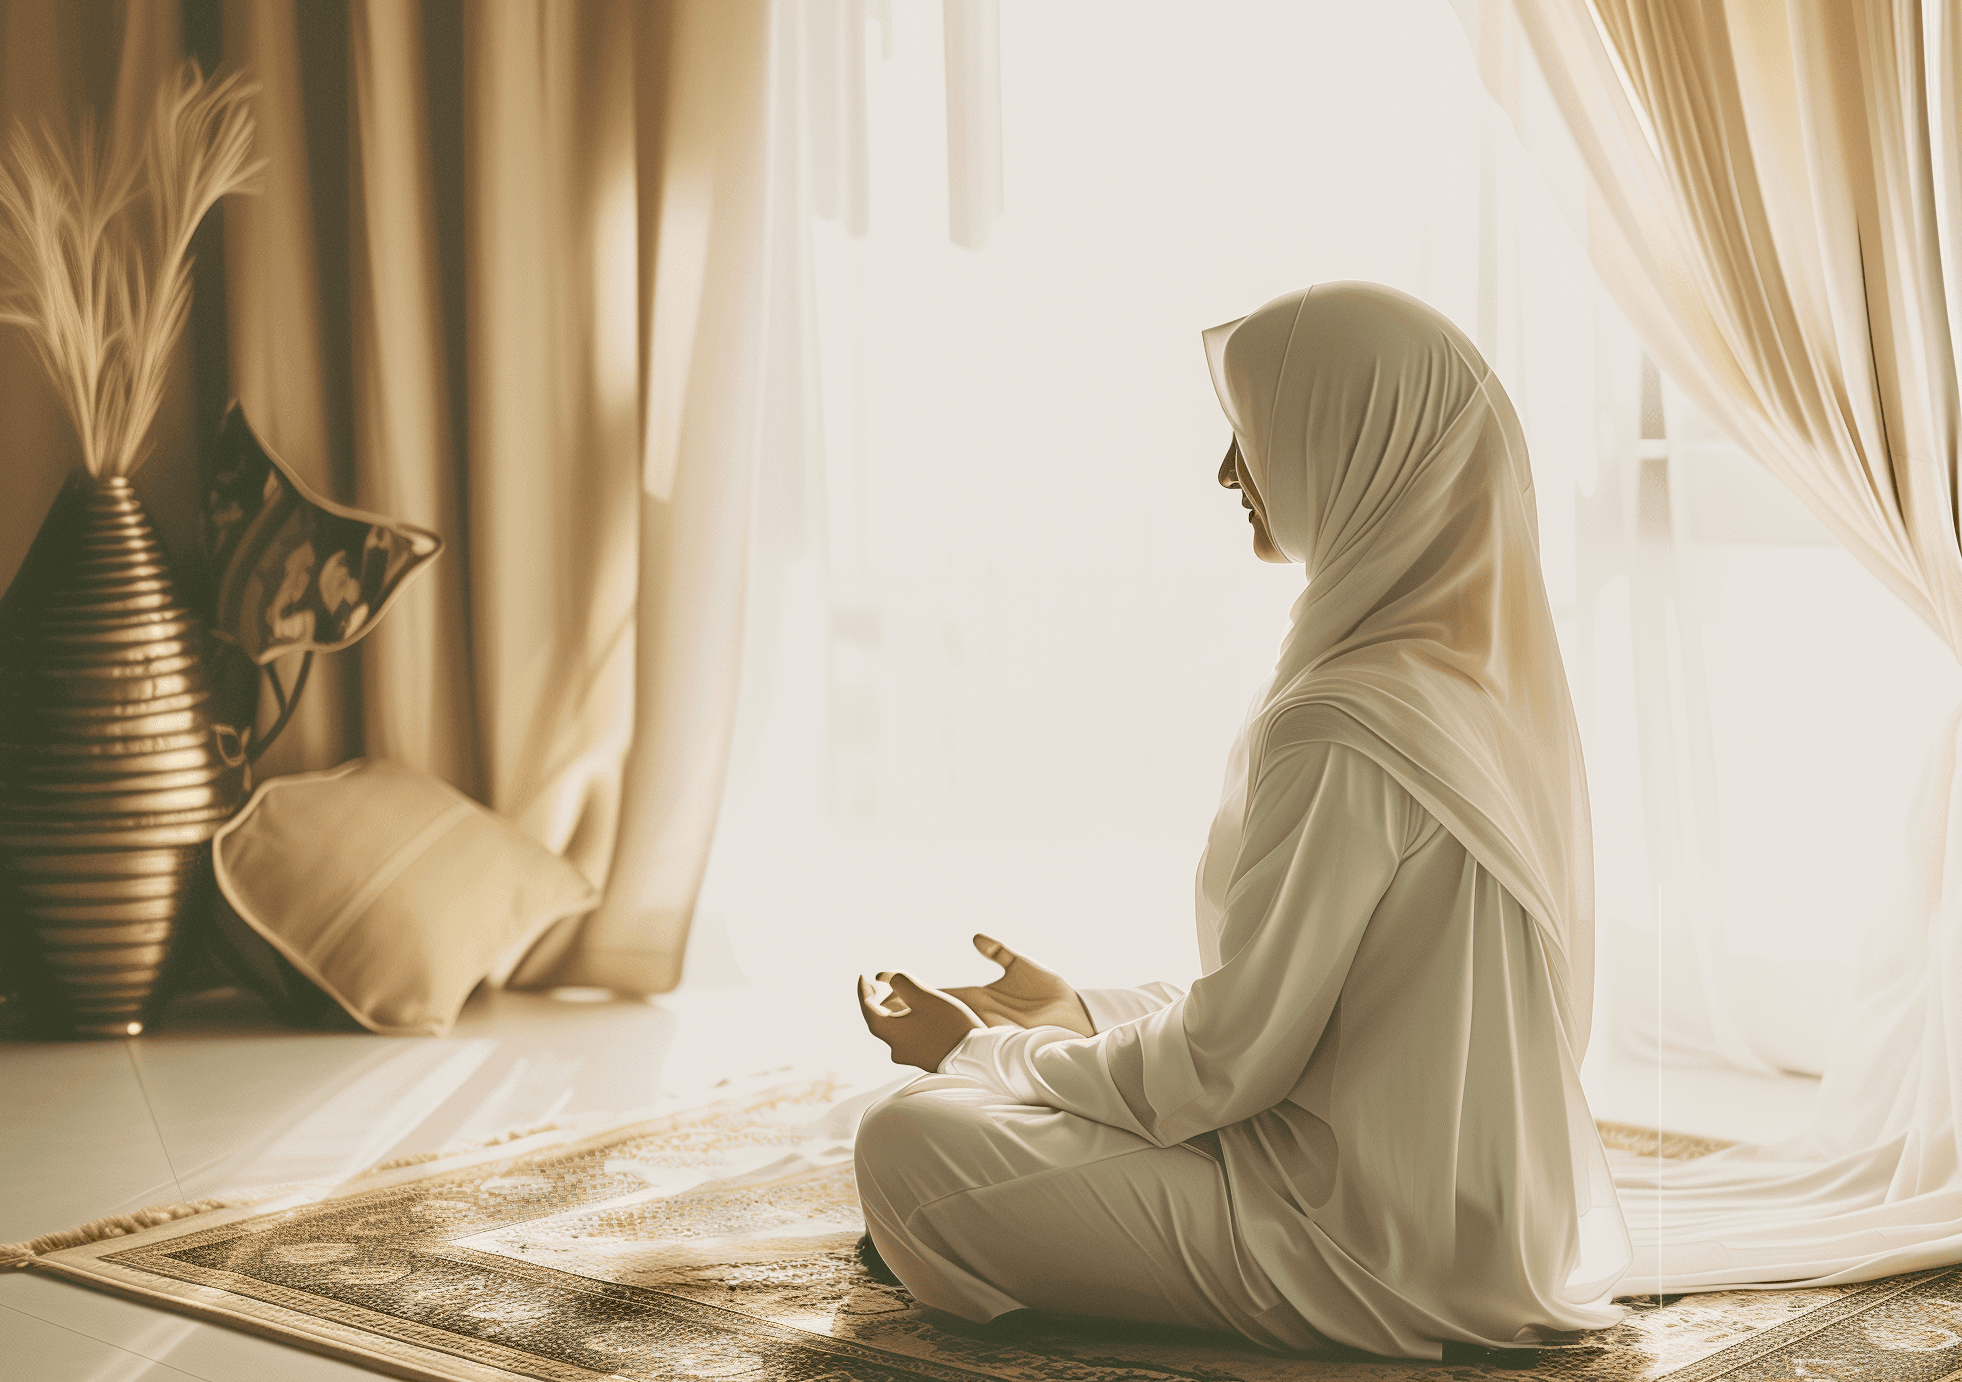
top-left (2, 974), bottom-right (1820, 1381)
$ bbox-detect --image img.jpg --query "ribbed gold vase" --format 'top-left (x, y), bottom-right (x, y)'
top-left (0, 474), bottom-right (245, 1037)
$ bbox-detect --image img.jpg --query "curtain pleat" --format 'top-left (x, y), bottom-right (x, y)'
top-left (453, 0), bottom-right (641, 900)
top-left (221, 0), bottom-right (362, 782)
top-left (345, 0), bottom-right (475, 792)
top-left (513, 0), bottom-right (771, 993)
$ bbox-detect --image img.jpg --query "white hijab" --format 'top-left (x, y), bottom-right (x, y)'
top-left (1199, 281), bottom-right (1595, 1057)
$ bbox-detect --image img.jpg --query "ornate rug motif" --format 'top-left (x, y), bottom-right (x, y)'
top-left (26, 1074), bottom-right (1962, 1381)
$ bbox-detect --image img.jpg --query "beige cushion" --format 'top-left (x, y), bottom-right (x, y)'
top-left (213, 758), bottom-right (598, 1035)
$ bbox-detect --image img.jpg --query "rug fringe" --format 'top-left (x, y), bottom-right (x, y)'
top-left (3, 1118), bottom-right (567, 1269)
top-left (2, 1193), bottom-right (270, 1268)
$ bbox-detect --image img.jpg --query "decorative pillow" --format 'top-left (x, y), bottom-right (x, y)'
top-left (203, 403), bottom-right (443, 664)
top-left (212, 758), bottom-right (598, 1036)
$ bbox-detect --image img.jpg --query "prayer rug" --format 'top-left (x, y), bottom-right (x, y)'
top-left (14, 1073), bottom-right (1962, 1381)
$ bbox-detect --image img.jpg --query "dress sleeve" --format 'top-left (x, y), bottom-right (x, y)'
top-left (939, 739), bottom-right (1411, 1145)
top-left (1076, 982), bottom-right (1185, 1033)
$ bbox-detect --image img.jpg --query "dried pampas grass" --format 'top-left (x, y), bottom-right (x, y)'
top-left (0, 61), bottom-right (262, 478)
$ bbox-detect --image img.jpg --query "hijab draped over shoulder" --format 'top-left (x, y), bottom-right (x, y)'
top-left (1199, 281), bottom-right (1595, 1058)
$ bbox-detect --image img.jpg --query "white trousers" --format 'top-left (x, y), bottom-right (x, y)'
top-left (852, 1071), bottom-right (1326, 1352)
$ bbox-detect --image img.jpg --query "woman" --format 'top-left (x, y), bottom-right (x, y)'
top-left (852, 282), bottom-right (1632, 1359)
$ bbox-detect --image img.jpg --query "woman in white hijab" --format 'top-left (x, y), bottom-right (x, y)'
top-left (854, 282), bottom-right (1632, 1360)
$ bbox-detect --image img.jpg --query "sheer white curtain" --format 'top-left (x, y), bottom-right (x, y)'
top-left (1463, 0), bottom-right (1962, 1288)
top-left (1587, 370), bottom-right (1960, 1081)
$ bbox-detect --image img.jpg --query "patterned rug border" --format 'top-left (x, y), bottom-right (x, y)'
top-left (24, 1253), bottom-right (552, 1382)
top-left (20, 1119), bottom-right (642, 1382)
top-left (1660, 1267), bottom-right (1956, 1382)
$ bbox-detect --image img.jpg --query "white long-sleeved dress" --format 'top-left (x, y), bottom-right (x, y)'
top-left (853, 717), bottom-right (1629, 1359)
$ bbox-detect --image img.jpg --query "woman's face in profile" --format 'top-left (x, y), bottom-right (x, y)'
top-left (1217, 438), bottom-right (1287, 563)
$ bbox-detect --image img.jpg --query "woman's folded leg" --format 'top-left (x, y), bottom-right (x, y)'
top-left (852, 1071), bottom-right (1324, 1352)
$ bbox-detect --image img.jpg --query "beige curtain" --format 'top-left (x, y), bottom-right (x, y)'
top-left (0, 0), bottom-right (768, 995)
top-left (1476, 0), bottom-right (1962, 1288)
top-left (1489, 1), bottom-right (1961, 641)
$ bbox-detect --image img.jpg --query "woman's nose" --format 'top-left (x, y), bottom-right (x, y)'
top-left (1218, 439), bottom-right (1241, 489)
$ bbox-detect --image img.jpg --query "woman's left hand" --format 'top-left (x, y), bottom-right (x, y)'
top-left (857, 972), bottom-right (983, 1071)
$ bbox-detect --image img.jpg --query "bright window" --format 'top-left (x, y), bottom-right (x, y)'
top-left (692, 0), bottom-right (1962, 1084)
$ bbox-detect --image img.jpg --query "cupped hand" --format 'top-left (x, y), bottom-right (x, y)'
top-left (943, 933), bottom-right (1095, 1037)
top-left (857, 972), bottom-right (983, 1072)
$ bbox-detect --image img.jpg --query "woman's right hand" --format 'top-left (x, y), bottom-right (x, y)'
top-left (858, 973), bottom-right (983, 1071)
top-left (942, 933), bottom-right (1095, 1037)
